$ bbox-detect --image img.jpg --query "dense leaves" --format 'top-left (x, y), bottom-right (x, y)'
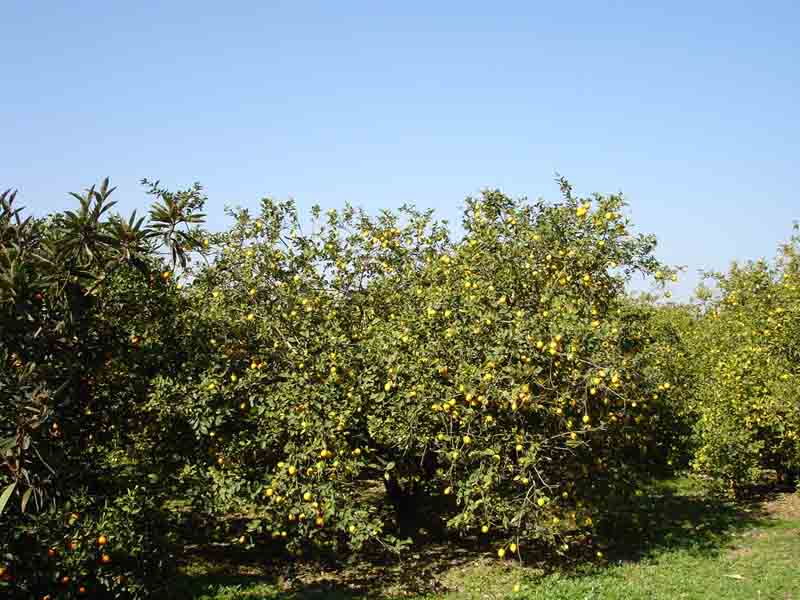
top-left (143, 180), bottom-right (682, 561)
top-left (1, 177), bottom-right (795, 597)
top-left (1, 180), bottom-right (205, 598)
top-left (683, 227), bottom-right (800, 493)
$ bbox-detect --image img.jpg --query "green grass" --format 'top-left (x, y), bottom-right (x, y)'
top-left (516, 519), bottom-right (800, 599)
top-left (170, 480), bottom-right (800, 600)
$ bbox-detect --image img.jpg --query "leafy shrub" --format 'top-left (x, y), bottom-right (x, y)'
top-left (686, 229), bottom-right (800, 493)
top-left (0, 179), bottom-right (204, 598)
top-left (12, 171), bottom-right (788, 589)
top-left (634, 301), bottom-right (698, 471)
top-left (358, 184), bottom-right (681, 554)
top-left (151, 179), bottom-right (682, 560)
top-left (2, 487), bottom-right (174, 599)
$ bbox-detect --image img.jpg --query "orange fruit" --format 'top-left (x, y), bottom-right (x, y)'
top-left (97, 535), bottom-right (108, 546)
top-left (100, 553), bottom-right (112, 565)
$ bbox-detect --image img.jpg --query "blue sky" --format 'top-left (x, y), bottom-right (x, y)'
top-left (2, 1), bottom-right (798, 298)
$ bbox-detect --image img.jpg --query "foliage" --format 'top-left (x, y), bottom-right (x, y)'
top-left (145, 179), bottom-right (682, 563)
top-left (0, 179), bottom-right (205, 598)
top-left (635, 301), bottom-right (698, 471)
top-left (3, 173), bottom-right (796, 596)
top-left (685, 227), bottom-right (800, 493)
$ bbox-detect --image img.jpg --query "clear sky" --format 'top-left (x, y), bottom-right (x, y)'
top-left (2, 1), bottom-right (798, 298)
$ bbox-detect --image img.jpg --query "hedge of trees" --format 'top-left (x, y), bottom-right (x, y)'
top-left (1, 178), bottom-right (797, 598)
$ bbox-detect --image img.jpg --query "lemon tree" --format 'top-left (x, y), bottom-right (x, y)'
top-left (360, 182), bottom-right (680, 554)
top-left (156, 179), bottom-right (681, 559)
top-left (687, 228), bottom-right (800, 493)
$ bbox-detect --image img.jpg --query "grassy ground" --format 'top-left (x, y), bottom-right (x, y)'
top-left (170, 479), bottom-right (800, 600)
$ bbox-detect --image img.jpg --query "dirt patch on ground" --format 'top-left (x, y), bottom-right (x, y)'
top-left (738, 525), bottom-right (771, 538)
top-left (728, 545), bottom-right (754, 560)
top-left (764, 491), bottom-right (800, 521)
top-left (726, 491), bottom-right (800, 560)
top-left (727, 529), bottom-right (769, 559)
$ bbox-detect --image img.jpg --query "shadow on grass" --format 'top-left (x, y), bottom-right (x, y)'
top-left (169, 478), bottom-right (797, 599)
top-left (591, 477), bottom-right (797, 567)
top-left (169, 574), bottom-right (362, 600)
top-left (168, 537), bottom-right (475, 599)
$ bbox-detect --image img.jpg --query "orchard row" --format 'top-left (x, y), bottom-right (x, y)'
top-left (1, 178), bottom-right (797, 598)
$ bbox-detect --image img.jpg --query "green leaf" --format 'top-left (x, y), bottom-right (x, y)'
top-left (21, 487), bottom-right (32, 513)
top-left (0, 482), bottom-right (16, 516)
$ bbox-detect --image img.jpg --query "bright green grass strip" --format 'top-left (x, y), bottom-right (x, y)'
top-left (517, 520), bottom-right (800, 600)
